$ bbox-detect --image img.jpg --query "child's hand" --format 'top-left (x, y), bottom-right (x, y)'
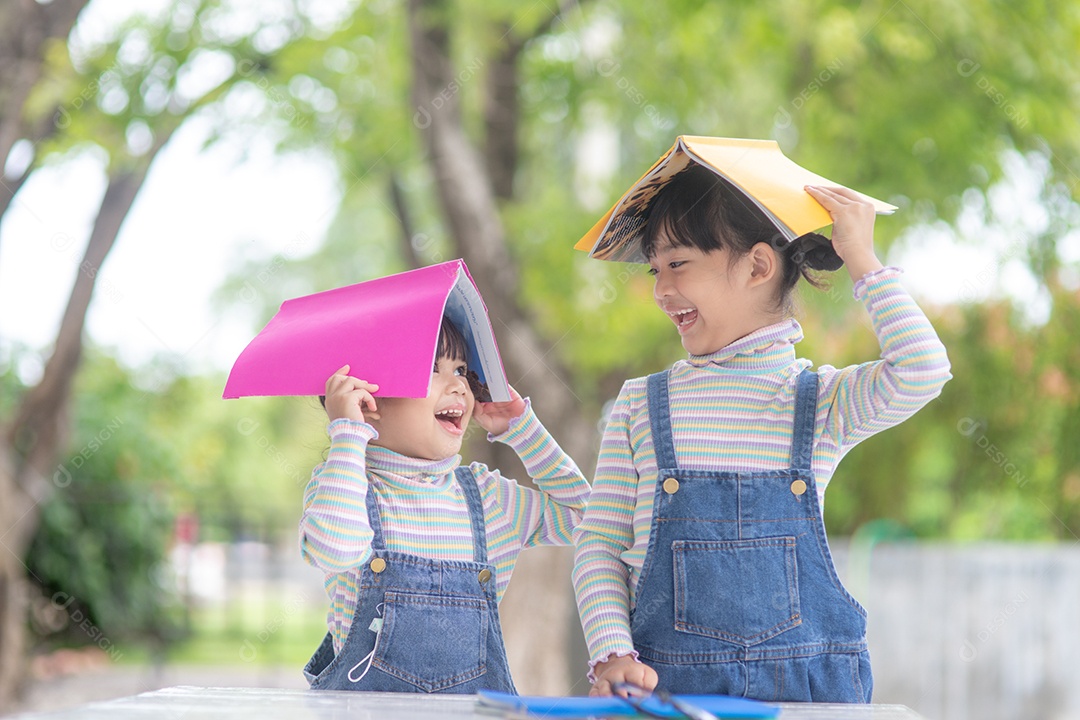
top-left (324, 365), bottom-right (380, 423)
top-left (804, 185), bottom-right (884, 282)
top-left (472, 385), bottom-right (526, 436)
top-left (590, 655), bottom-right (659, 697)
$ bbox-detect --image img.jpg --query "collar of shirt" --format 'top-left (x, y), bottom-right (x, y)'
top-left (365, 445), bottom-right (461, 491)
top-left (683, 318), bottom-right (804, 373)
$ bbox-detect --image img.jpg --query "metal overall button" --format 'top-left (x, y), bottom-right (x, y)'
top-left (370, 557), bottom-right (387, 573)
top-left (790, 480), bottom-right (807, 496)
top-left (478, 569), bottom-right (492, 584)
top-left (663, 477), bottom-right (680, 494)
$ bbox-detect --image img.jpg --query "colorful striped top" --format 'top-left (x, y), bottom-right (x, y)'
top-left (572, 267), bottom-right (952, 672)
top-left (300, 400), bottom-right (589, 652)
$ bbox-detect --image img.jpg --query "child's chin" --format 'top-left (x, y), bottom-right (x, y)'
top-left (440, 437), bottom-right (465, 457)
top-left (681, 337), bottom-right (706, 355)
top-left (682, 334), bottom-right (723, 356)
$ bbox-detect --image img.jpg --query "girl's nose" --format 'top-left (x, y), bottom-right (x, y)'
top-left (448, 374), bottom-right (467, 394)
top-left (653, 273), bottom-right (672, 300)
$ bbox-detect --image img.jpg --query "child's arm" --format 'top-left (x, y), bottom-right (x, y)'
top-left (474, 390), bottom-right (590, 550)
top-left (571, 382), bottom-right (658, 694)
top-left (298, 368), bottom-right (381, 574)
top-left (805, 187), bottom-right (952, 447)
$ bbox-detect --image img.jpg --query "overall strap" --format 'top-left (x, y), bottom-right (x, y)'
top-left (454, 466), bottom-right (488, 564)
top-left (646, 370), bottom-right (678, 471)
top-left (790, 368), bottom-right (819, 473)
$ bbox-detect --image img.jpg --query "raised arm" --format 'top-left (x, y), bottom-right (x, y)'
top-left (819, 267), bottom-right (952, 449)
top-left (299, 368), bottom-right (382, 574)
top-left (479, 398), bottom-right (590, 551)
top-left (804, 186), bottom-right (951, 448)
top-left (299, 420), bottom-right (378, 573)
top-left (571, 384), bottom-right (650, 687)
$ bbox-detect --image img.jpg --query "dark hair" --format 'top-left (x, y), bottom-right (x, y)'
top-left (319, 315), bottom-right (491, 404)
top-left (640, 164), bottom-right (842, 314)
top-left (437, 315), bottom-right (469, 364)
top-left (437, 316), bottom-right (491, 402)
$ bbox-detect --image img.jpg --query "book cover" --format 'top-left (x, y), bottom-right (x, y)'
top-left (574, 135), bottom-right (898, 264)
top-left (222, 259), bottom-right (511, 401)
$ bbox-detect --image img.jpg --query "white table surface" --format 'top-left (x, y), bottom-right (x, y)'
top-left (10, 686), bottom-right (929, 719)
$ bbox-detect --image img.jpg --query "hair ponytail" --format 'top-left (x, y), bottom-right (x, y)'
top-left (775, 234), bottom-right (841, 315)
top-left (791, 233), bottom-right (844, 272)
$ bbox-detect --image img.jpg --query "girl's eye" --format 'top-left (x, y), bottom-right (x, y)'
top-left (433, 362), bottom-right (468, 375)
top-left (647, 267), bottom-right (659, 276)
top-left (669, 260), bottom-right (685, 269)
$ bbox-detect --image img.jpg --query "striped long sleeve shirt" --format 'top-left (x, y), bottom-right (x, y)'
top-left (572, 267), bottom-right (952, 672)
top-left (300, 399), bottom-right (589, 652)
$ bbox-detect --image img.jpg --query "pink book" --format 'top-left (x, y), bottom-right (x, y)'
top-left (223, 259), bottom-right (510, 401)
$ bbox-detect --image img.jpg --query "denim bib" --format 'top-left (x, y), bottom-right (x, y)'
top-left (631, 369), bottom-right (872, 703)
top-left (303, 466), bottom-right (517, 694)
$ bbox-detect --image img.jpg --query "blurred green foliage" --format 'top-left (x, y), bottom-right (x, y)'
top-left (7, 0), bottom-right (1080, 659)
top-left (15, 348), bottom-right (326, 651)
top-left (7, 350), bottom-right (180, 646)
top-left (814, 289), bottom-right (1080, 540)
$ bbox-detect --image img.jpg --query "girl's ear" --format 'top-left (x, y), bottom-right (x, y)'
top-left (746, 242), bottom-right (778, 286)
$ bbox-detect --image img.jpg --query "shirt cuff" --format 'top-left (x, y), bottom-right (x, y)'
top-left (586, 649), bottom-right (642, 684)
top-left (852, 265), bottom-right (903, 300)
top-left (327, 418), bottom-right (378, 442)
top-left (487, 397), bottom-right (535, 444)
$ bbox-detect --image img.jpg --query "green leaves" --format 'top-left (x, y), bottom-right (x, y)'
top-left (22, 349), bottom-right (327, 648)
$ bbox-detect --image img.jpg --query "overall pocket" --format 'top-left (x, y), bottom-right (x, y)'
top-left (372, 591), bottom-right (488, 692)
top-left (673, 537), bottom-right (801, 646)
top-left (303, 632), bottom-right (335, 686)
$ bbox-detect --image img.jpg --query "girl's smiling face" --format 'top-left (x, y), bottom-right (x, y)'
top-left (649, 239), bottom-right (770, 356)
top-left (640, 167), bottom-right (792, 356)
top-left (368, 355), bottom-right (475, 461)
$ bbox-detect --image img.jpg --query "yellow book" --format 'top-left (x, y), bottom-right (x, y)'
top-left (574, 135), bottom-right (897, 263)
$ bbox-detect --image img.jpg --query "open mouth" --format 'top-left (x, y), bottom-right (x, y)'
top-left (668, 308), bottom-right (698, 333)
top-left (435, 407), bottom-right (466, 435)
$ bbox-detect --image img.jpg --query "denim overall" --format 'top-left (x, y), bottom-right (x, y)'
top-left (304, 466), bottom-right (517, 694)
top-left (631, 369), bottom-right (872, 703)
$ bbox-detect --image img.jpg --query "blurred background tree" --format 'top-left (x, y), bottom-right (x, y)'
top-left (0, 0), bottom-right (321, 703)
top-left (1, 0), bottom-right (1078, 710)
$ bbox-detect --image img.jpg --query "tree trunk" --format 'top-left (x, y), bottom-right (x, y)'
top-left (0, 108), bottom-right (65, 251)
top-left (0, 451), bottom-right (31, 712)
top-left (406, 0), bottom-right (595, 694)
top-left (0, 5), bottom-right (98, 707)
top-left (0, 155), bottom-right (160, 710)
top-left (0, 166), bottom-right (32, 228)
top-left (0, 0), bottom-right (89, 185)
top-left (388, 171), bottom-right (424, 270)
top-left (483, 26), bottom-right (521, 201)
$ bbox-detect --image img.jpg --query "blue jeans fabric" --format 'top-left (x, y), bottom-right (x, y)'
top-left (303, 467), bottom-right (517, 694)
top-left (631, 369), bottom-right (872, 703)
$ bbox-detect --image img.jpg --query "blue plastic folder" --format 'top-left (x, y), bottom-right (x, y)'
top-left (475, 690), bottom-right (779, 719)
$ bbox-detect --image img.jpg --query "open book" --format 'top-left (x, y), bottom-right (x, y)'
top-left (574, 135), bottom-right (897, 264)
top-left (223, 259), bottom-right (510, 401)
